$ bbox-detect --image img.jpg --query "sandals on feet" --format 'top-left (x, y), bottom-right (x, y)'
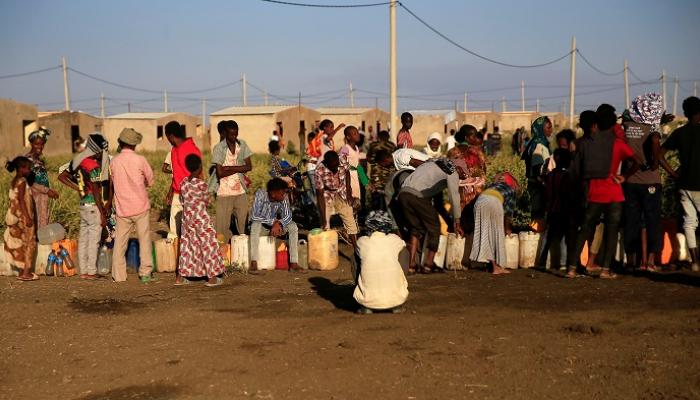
top-left (17, 273), bottom-right (39, 281)
top-left (205, 277), bottom-right (224, 287)
top-left (599, 270), bottom-right (618, 279)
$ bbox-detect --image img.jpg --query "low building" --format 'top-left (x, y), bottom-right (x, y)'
top-left (37, 110), bottom-right (103, 156)
top-left (0, 98), bottom-right (38, 158)
top-left (456, 111), bottom-right (499, 133)
top-left (103, 112), bottom-right (201, 152)
top-left (316, 107), bottom-right (390, 135)
top-left (209, 105), bottom-right (321, 153)
top-left (408, 110), bottom-right (458, 147)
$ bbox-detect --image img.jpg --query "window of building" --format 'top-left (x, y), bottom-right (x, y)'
top-left (157, 125), bottom-right (163, 139)
top-left (22, 120), bottom-right (36, 147)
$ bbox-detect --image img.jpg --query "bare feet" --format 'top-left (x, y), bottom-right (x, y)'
top-left (492, 264), bottom-right (511, 275)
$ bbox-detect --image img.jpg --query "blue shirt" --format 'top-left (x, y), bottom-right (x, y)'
top-left (251, 189), bottom-right (292, 227)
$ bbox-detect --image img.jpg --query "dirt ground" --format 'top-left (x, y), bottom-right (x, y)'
top-left (2, 242), bottom-right (700, 400)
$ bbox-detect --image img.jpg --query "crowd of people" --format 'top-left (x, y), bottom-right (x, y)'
top-left (4, 94), bottom-right (700, 314)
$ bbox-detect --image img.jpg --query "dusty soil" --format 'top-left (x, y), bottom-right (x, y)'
top-left (2, 243), bottom-right (700, 400)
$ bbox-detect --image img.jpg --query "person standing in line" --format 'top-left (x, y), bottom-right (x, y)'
top-left (176, 154), bottom-right (225, 287)
top-left (661, 96), bottom-right (700, 272)
top-left (446, 129), bottom-right (457, 151)
top-left (209, 120), bottom-right (252, 240)
top-left (249, 178), bottom-right (304, 273)
top-left (165, 121), bottom-right (201, 239)
top-left (396, 112), bottom-right (414, 149)
top-left (338, 126), bottom-right (364, 205)
top-left (522, 116), bottom-right (553, 230)
top-left (109, 128), bottom-right (155, 283)
top-left (4, 157), bottom-right (38, 281)
top-left (317, 119), bottom-right (346, 160)
top-left (61, 133), bottom-right (111, 280)
top-left (567, 105), bottom-right (638, 279)
top-left (26, 128), bottom-right (59, 228)
top-left (314, 151), bottom-right (359, 248)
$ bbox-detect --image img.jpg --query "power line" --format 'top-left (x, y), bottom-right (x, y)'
top-left (628, 68), bottom-right (660, 84)
top-left (397, 2), bottom-right (572, 68)
top-left (259, 0), bottom-right (391, 8)
top-left (575, 50), bottom-right (624, 76)
top-left (0, 65), bottom-right (61, 79)
top-left (68, 67), bottom-right (242, 94)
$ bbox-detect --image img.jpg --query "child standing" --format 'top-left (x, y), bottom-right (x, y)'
top-left (338, 125), bottom-right (364, 205)
top-left (269, 140), bottom-right (296, 187)
top-left (176, 154), bottom-right (225, 287)
top-left (396, 112), bottom-right (414, 149)
top-left (541, 149), bottom-right (575, 270)
top-left (3, 157), bottom-right (38, 281)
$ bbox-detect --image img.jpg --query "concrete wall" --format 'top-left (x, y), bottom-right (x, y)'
top-left (36, 111), bottom-right (103, 156)
top-left (275, 107), bottom-right (321, 154)
top-left (103, 113), bottom-right (199, 152)
top-left (456, 112), bottom-right (499, 133)
top-left (319, 109), bottom-right (390, 134)
top-left (0, 99), bottom-right (38, 158)
top-left (411, 114), bottom-right (448, 148)
top-left (497, 112), bottom-right (540, 133)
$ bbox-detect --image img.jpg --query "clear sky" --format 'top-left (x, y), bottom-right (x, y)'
top-left (1, 0), bottom-right (698, 116)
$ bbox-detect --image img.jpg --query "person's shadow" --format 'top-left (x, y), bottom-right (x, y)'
top-left (645, 271), bottom-right (700, 288)
top-left (308, 277), bottom-right (358, 312)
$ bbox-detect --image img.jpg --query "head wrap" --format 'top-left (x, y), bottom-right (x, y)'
top-left (365, 211), bottom-right (394, 234)
top-left (28, 127), bottom-right (50, 143)
top-left (630, 92), bottom-right (664, 131)
top-left (70, 133), bottom-right (110, 181)
top-left (524, 116), bottom-right (550, 159)
top-left (494, 171), bottom-right (519, 191)
top-left (425, 132), bottom-right (443, 158)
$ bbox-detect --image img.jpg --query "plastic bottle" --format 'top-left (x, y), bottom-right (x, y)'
top-left (55, 256), bottom-right (64, 277)
top-left (46, 251), bottom-right (56, 276)
top-left (97, 245), bottom-right (112, 276)
top-left (60, 246), bottom-right (75, 270)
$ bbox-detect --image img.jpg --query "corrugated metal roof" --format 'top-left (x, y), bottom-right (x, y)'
top-left (106, 112), bottom-right (177, 119)
top-left (316, 107), bottom-right (377, 115)
top-left (210, 105), bottom-right (301, 116)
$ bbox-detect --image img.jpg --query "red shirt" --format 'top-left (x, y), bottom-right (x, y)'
top-left (587, 139), bottom-right (634, 203)
top-left (171, 138), bottom-right (202, 193)
top-left (397, 129), bottom-right (413, 149)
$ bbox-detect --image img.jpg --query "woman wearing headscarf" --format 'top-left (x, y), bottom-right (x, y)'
top-left (27, 128), bottom-right (59, 228)
top-left (469, 172), bottom-right (520, 275)
top-left (522, 116), bottom-right (553, 230)
top-left (621, 93), bottom-right (674, 272)
top-left (424, 132), bottom-right (443, 158)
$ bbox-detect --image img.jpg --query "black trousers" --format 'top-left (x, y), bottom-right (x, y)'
top-left (623, 183), bottom-right (662, 254)
top-left (569, 202), bottom-right (623, 269)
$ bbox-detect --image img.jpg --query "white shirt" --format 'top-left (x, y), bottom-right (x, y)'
top-left (217, 147), bottom-right (245, 197)
top-left (353, 232), bottom-right (408, 310)
top-left (446, 135), bottom-right (457, 151)
top-left (392, 148), bottom-right (430, 171)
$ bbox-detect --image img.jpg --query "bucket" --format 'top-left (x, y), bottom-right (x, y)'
top-left (231, 235), bottom-right (249, 271)
top-left (308, 230), bottom-right (339, 271)
top-left (445, 233), bottom-right (466, 270)
top-left (518, 232), bottom-right (540, 269)
top-left (126, 238), bottom-right (140, 272)
top-left (154, 238), bottom-right (177, 273)
top-left (297, 239), bottom-right (308, 269)
top-left (504, 233), bottom-right (519, 269)
top-left (37, 223), bottom-right (66, 245)
top-left (421, 234), bottom-right (447, 268)
top-left (257, 236), bottom-right (277, 270)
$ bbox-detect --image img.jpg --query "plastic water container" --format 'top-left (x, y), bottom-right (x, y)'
top-left (518, 232), bottom-right (540, 269)
top-left (37, 223), bottom-right (66, 245)
top-left (445, 233), bottom-right (466, 270)
top-left (97, 245), bottom-right (112, 276)
top-left (126, 239), bottom-right (140, 272)
top-left (504, 233), bottom-right (520, 269)
top-left (297, 239), bottom-right (308, 269)
top-left (677, 233), bottom-right (689, 262)
top-left (34, 244), bottom-right (53, 275)
top-left (256, 236), bottom-right (277, 270)
top-left (231, 235), bottom-right (250, 272)
top-left (308, 230), bottom-right (339, 271)
top-left (580, 223), bottom-right (604, 266)
top-left (421, 235), bottom-right (447, 268)
top-left (154, 238), bottom-right (177, 273)
top-left (275, 243), bottom-right (289, 270)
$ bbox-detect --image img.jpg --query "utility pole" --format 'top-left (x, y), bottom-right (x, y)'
top-left (463, 92), bottom-right (468, 112)
top-left (536, 98), bottom-right (540, 113)
top-left (242, 73), bottom-right (248, 107)
top-left (568, 36), bottom-right (577, 128)
top-left (349, 81), bottom-right (355, 108)
top-left (201, 98), bottom-right (206, 134)
top-left (128, 102), bottom-right (131, 113)
top-left (695, 81), bottom-right (698, 97)
top-left (389, 0), bottom-right (398, 139)
top-left (375, 97), bottom-right (379, 110)
top-left (100, 93), bottom-right (105, 118)
top-left (264, 91), bottom-right (269, 106)
top-left (661, 69), bottom-right (667, 110)
top-left (298, 91), bottom-right (301, 107)
top-left (501, 97), bottom-right (506, 113)
top-left (623, 59), bottom-right (630, 107)
top-left (520, 80), bottom-right (525, 112)
top-left (163, 90), bottom-right (168, 112)
top-left (62, 56), bottom-right (71, 111)
top-left (673, 76), bottom-right (679, 116)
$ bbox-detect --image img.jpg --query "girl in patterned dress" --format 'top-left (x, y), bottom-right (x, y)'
top-left (175, 154), bottom-right (225, 287)
top-left (27, 128), bottom-right (59, 228)
top-left (4, 157), bottom-right (38, 281)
